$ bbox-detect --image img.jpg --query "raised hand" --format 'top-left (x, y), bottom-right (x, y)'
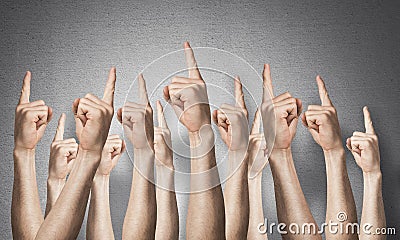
top-left (212, 77), bottom-right (249, 151)
top-left (304, 76), bottom-right (357, 239)
top-left (73, 68), bottom-right (116, 152)
top-left (154, 101), bottom-right (173, 168)
top-left (301, 76), bottom-right (342, 151)
top-left (216, 76), bottom-right (250, 240)
top-left (14, 71), bottom-right (53, 150)
top-left (163, 42), bottom-right (211, 133)
top-left (260, 64), bottom-right (321, 240)
top-left (12, 71), bottom-right (53, 239)
top-left (347, 107), bottom-right (386, 239)
top-left (48, 113), bottom-right (78, 180)
top-left (261, 64), bottom-right (302, 150)
top-left (121, 74), bottom-right (157, 240)
top-left (46, 113), bottom-right (78, 216)
top-left (87, 134), bottom-right (124, 240)
top-left (97, 134), bottom-right (125, 176)
top-left (346, 107), bottom-right (381, 174)
top-left (248, 109), bottom-right (268, 176)
top-left (117, 74), bottom-right (154, 150)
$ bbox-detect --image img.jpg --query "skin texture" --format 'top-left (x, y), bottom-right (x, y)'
top-left (154, 101), bottom-right (179, 240)
top-left (261, 64), bottom-right (321, 239)
top-left (119, 74), bottom-right (157, 240)
top-left (164, 42), bottom-right (225, 239)
top-left (247, 109), bottom-right (268, 240)
top-left (302, 76), bottom-right (358, 239)
top-left (34, 67), bottom-right (116, 239)
top-left (12, 71), bottom-right (53, 239)
top-left (87, 135), bottom-right (125, 240)
top-left (46, 113), bottom-right (78, 217)
top-left (346, 107), bottom-right (386, 239)
top-left (213, 77), bottom-right (249, 240)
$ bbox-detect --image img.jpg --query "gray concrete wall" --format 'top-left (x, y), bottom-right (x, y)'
top-left (1, 0), bottom-right (399, 239)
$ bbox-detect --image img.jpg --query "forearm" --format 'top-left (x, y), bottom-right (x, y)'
top-left (186, 126), bottom-right (225, 239)
top-left (360, 172), bottom-right (386, 239)
top-left (12, 148), bottom-right (44, 239)
top-left (225, 150), bottom-right (249, 240)
top-left (87, 175), bottom-right (114, 240)
top-left (155, 165), bottom-right (179, 240)
top-left (269, 148), bottom-right (321, 239)
top-left (45, 178), bottom-right (65, 217)
top-left (35, 149), bottom-right (101, 240)
top-left (324, 148), bottom-right (358, 239)
top-left (248, 173), bottom-right (266, 240)
top-left (123, 148), bottom-right (156, 240)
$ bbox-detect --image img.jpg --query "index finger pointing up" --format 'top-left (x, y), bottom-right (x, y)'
top-left (262, 64), bottom-right (274, 102)
top-left (156, 100), bottom-right (168, 128)
top-left (234, 76), bottom-right (246, 110)
top-left (53, 113), bottom-right (66, 141)
top-left (184, 42), bottom-right (202, 79)
top-left (138, 73), bottom-right (149, 105)
top-left (316, 75), bottom-right (333, 106)
top-left (363, 106), bottom-right (375, 134)
top-left (19, 71), bottom-right (31, 104)
top-left (102, 67), bottom-right (116, 106)
top-left (250, 108), bottom-right (261, 135)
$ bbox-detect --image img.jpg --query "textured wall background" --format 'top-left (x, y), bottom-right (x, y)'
top-left (1, 0), bottom-right (399, 239)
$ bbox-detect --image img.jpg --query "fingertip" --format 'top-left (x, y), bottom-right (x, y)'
top-left (212, 109), bottom-right (218, 123)
top-left (163, 86), bottom-right (170, 100)
top-left (184, 41), bottom-right (191, 49)
top-left (156, 100), bottom-right (163, 113)
top-left (47, 106), bottom-right (53, 122)
top-left (58, 112), bottom-right (66, 125)
top-left (363, 106), bottom-right (369, 113)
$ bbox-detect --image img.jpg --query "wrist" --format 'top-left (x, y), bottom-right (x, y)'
top-left (269, 148), bottom-right (291, 161)
top-left (13, 147), bottom-right (35, 159)
top-left (188, 124), bottom-right (214, 144)
top-left (363, 170), bottom-right (382, 179)
top-left (93, 173), bottom-right (110, 183)
top-left (77, 147), bottom-right (102, 163)
top-left (47, 177), bottom-right (66, 189)
top-left (155, 158), bottom-right (174, 169)
top-left (323, 147), bottom-right (346, 166)
top-left (323, 146), bottom-right (345, 155)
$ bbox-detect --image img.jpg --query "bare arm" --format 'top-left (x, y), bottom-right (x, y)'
top-left (12, 148), bottom-right (44, 239)
top-left (154, 101), bottom-right (179, 240)
top-left (87, 135), bottom-right (125, 240)
top-left (164, 42), bottom-right (225, 239)
top-left (12, 71), bottom-right (51, 239)
top-left (269, 149), bottom-right (320, 238)
top-left (346, 107), bottom-right (386, 239)
top-left (213, 77), bottom-right (249, 240)
top-left (261, 64), bottom-right (321, 239)
top-left (120, 74), bottom-right (157, 239)
top-left (187, 127), bottom-right (225, 239)
top-left (35, 67), bottom-right (116, 239)
top-left (302, 76), bottom-right (357, 239)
